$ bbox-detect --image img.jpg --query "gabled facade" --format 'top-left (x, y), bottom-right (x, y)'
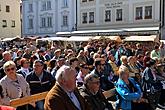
top-left (0, 0), bottom-right (21, 38)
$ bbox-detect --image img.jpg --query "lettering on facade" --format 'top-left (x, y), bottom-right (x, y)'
top-left (105, 2), bottom-right (123, 9)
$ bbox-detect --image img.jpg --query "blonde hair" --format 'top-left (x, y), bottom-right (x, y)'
top-left (3, 61), bottom-right (16, 70)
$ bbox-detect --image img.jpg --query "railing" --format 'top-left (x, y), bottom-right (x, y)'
top-left (10, 88), bottom-right (116, 108)
top-left (10, 91), bottom-right (48, 108)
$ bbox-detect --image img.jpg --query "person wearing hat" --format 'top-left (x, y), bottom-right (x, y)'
top-left (79, 73), bottom-right (114, 110)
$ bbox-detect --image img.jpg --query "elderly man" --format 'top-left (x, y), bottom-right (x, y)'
top-left (44, 65), bottom-right (91, 110)
top-left (79, 73), bottom-right (114, 110)
top-left (26, 60), bottom-right (55, 110)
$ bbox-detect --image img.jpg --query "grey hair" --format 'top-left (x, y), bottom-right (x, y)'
top-left (55, 65), bottom-right (73, 83)
top-left (118, 66), bottom-right (129, 79)
top-left (84, 73), bottom-right (99, 85)
top-left (3, 61), bottom-right (16, 70)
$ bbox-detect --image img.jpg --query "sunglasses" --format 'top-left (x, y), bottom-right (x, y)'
top-left (82, 66), bottom-right (89, 69)
top-left (100, 64), bottom-right (105, 66)
top-left (6, 67), bottom-right (15, 72)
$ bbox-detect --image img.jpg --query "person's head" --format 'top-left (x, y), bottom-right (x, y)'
top-left (55, 65), bottom-right (76, 92)
top-left (154, 45), bottom-right (159, 52)
top-left (94, 58), bottom-right (105, 72)
top-left (118, 66), bottom-right (129, 80)
top-left (79, 63), bottom-right (89, 75)
top-left (3, 61), bottom-right (17, 79)
top-left (54, 49), bottom-right (61, 57)
top-left (48, 59), bottom-right (56, 69)
top-left (69, 57), bottom-right (79, 67)
top-left (20, 58), bottom-right (30, 68)
top-left (33, 60), bottom-right (44, 75)
top-left (120, 56), bottom-right (128, 65)
top-left (146, 59), bottom-right (156, 68)
top-left (2, 51), bottom-right (11, 61)
top-left (84, 73), bottom-right (100, 94)
top-left (56, 56), bottom-right (65, 67)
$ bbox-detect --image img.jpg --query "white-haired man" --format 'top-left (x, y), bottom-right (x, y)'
top-left (44, 65), bottom-right (91, 110)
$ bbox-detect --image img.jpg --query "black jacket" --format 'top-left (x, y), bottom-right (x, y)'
top-left (26, 70), bottom-right (55, 95)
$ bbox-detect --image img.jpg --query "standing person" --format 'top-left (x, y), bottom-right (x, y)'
top-left (0, 61), bottom-right (33, 110)
top-left (26, 60), bottom-right (55, 110)
top-left (79, 73), bottom-right (114, 110)
top-left (44, 65), bottom-right (91, 110)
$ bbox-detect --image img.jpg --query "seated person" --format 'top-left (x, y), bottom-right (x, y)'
top-left (79, 73), bottom-right (114, 110)
top-left (116, 66), bottom-right (149, 110)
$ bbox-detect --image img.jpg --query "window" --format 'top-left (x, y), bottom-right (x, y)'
top-left (82, 13), bottom-right (87, 23)
top-left (63, 16), bottom-right (68, 26)
top-left (116, 9), bottom-right (122, 21)
top-left (89, 0), bottom-right (94, 1)
top-left (135, 7), bottom-right (143, 20)
top-left (6, 5), bottom-right (10, 12)
top-left (0, 5), bottom-right (1, 11)
top-left (105, 10), bottom-right (111, 22)
top-left (28, 19), bottom-right (33, 29)
top-left (41, 17), bottom-right (46, 27)
top-left (28, 4), bottom-right (33, 12)
top-left (47, 17), bottom-right (52, 27)
top-left (63, 0), bottom-right (68, 7)
top-left (89, 12), bottom-right (94, 23)
top-left (47, 1), bottom-right (51, 10)
top-left (41, 1), bottom-right (46, 11)
top-left (2, 20), bottom-right (7, 27)
top-left (145, 6), bottom-right (152, 19)
top-left (11, 20), bottom-right (15, 27)
top-left (82, 0), bottom-right (87, 2)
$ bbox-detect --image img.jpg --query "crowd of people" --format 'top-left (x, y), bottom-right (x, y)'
top-left (0, 39), bottom-right (164, 110)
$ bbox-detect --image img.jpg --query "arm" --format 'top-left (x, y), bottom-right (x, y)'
top-left (116, 84), bottom-right (141, 101)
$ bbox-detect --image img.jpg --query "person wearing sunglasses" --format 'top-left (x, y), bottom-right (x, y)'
top-left (91, 58), bottom-right (114, 91)
top-left (79, 73), bottom-right (114, 110)
top-left (0, 61), bottom-right (34, 110)
top-left (76, 63), bottom-right (89, 87)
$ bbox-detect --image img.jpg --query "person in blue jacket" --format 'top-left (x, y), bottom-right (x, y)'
top-left (115, 66), bottom-right (142, 110)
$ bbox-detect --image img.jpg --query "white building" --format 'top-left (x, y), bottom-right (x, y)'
top-left (77, 0), bottom-right (161, 35)
top-left (22, 0), bottom-right (76, 37)
top-left (0, 0), bottom-right (21, 38)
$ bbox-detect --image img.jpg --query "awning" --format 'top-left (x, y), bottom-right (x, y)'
top-left (67, 36), bottom-right (93, 41)
top-left (123, 35), bottom-right (159, 43)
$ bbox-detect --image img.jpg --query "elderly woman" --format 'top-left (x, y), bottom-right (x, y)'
top-left (115, 66), bottom-right (143, 110)
top-left (0, 61), bottom-right (33, 110)
top-left (79, 73), bottom-right (114, 110)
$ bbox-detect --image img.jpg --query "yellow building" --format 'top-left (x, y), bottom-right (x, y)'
top-left (0, 0), bottom-right (21, 38)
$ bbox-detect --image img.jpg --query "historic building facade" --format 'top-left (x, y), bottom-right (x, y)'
top-left (0, 0), bottom-right (21, 38)
top-left (22, 0), bottom-right (76, 37)
top-left (77, 0), bottom-right (161, 31)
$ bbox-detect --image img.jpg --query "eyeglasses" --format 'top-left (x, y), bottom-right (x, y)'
top-left (82, 66), bottom-right (89, 69)
top-left (34, 65), bottom-right (43, 67)
top-left (24, 62), bottom-right (30, 64)
top-left (6, 67), bottom-right (15, 72)
top-left (100, 64), bottom-right (105, 66)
